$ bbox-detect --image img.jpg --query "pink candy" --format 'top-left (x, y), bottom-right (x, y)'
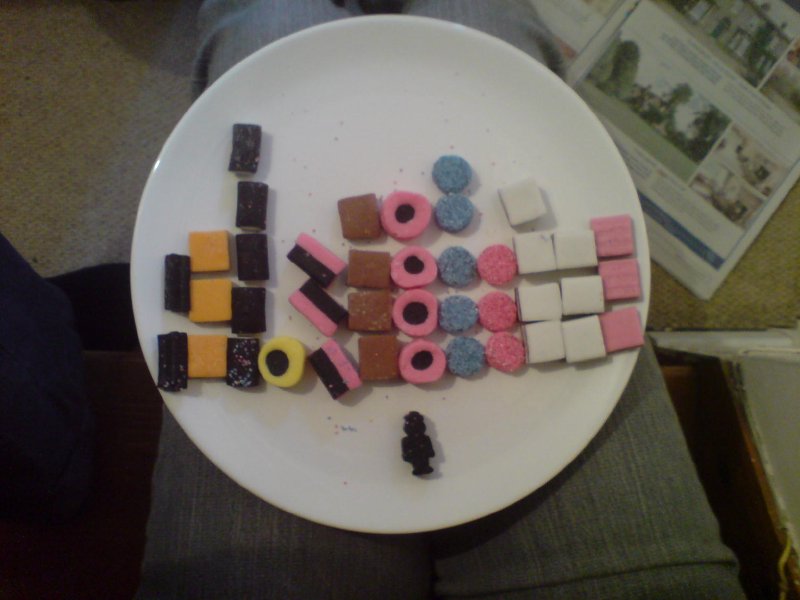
top-left (485, 332), bottom-right (525, 373)
top-left (391, 246), bottom-right (437, 289)
top-left (478, 291), bottom-right (517, 332)
top-left (590, 214), bottom-right (634, 258)
top-left (477, 244), bottom-right (517, 286)
top-left (399, 339), bottom-right (446, 384)
top-left (295, 232), bottom-right (346, 277)
top-left (599, 307), bottom-right (644, 352)
top-left (598, 258), bottom-right (641, 301)
top-left (392, 289), bottom-right (438, 337)
top-left (380, 191), bottom-right (432, 241)
top-left (320, 339), bottom-right (362, 391)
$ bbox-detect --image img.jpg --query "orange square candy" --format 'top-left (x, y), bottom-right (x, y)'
top-left (189, 230), bottom-right (230, 272)
top-left (187, 335), bottom-right (228, 378)
top-left (189, 278), bottom-right (232, 322)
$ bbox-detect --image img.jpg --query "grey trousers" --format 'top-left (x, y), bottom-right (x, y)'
top-left (137, 2), bottom-right (746, 598)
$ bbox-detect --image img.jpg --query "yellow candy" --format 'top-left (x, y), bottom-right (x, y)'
top-left (187, 335), bottom-right (228, 378)
top-left (189, 230), bottom-right (230, 272)
top-left (189, 279), bottom-right (232, 323)
top-left (258, 336), bottom-right (306, 388)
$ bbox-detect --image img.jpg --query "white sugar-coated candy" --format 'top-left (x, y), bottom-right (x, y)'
top-left (515, 283), bottom-right (562, 322)
top-left (562, 315), bottom-right (607, 363)
top-left (512, 231), bottom-right (556, 274)
top-left (553, 230), bottom-right (598, 270)
top-left (498, 176), bottom-right (547, 226)
top-left (522, 321), bottom-right (565, 364)
top-left (561, 275), bottom-right (605, 316)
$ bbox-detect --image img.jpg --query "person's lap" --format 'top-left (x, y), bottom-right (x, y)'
top-left (137, 1), bottom-right (744, 598)
top-left (137, 343), bottom-right (742, 599)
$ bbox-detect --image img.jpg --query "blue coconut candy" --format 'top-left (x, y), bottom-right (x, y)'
top-left (438, 295), bottom-right (478, 334)
top-left (445, 336), bottom-right (485, 377)
top-left (437, 246), bottom-right (477, 288)
top-left (432, 155), bottom-right (472, 194)
top-left (434, 194), bottom-right (474, 233)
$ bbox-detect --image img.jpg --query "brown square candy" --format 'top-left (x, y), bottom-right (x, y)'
top-left (358, 334), bottom-right (400, 381)
top-left (348, 290), bottom-right (393, 332)
top-left (337, 193), bottom-right (382, 240)
top-left (347, 249), bottom-right (391, 289)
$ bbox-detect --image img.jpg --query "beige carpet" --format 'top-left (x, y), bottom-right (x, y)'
top-left (1, 0), bottom-right (797, 330)
top-left (0, 0), bottom-right (196, 274)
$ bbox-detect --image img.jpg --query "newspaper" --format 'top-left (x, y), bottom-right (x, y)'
top-left (537, 0), bottom-right (800, 299)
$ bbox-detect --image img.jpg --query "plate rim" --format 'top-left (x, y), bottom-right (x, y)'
top-left (131, 14), bottom-right (650, 533)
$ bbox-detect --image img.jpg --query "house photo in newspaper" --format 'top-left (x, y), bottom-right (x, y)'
top-left (540, 0), bottom-right (800, 299)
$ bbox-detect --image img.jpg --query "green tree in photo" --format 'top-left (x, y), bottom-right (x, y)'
top-left (663, 83), bottom-right (693, 136)
top-left (744, 22), bottom-right (775, 81)
top-left (664, 83), bottom-right (693, 113)
top-left (597, 40), bottom-right (641, 99)
top-left (686, 106), bottom-right (730, 161)
top-left (666, 0), bottom-right (696, 12)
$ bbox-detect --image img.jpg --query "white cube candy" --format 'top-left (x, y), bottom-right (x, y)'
top-left (515, 283), bottom-right (562, 322)
top-left (522, 321), bottom-right (565, 364)
top-left (561, 315), bottom-right (607, 363)
top-left (512, 231), bottom-right (556, 274)
top-left (554, 230), bottom-right (598, 270)
top-left (561, 275), bottom-right (605, 316)
top-left (498, 176), bottom-right (547, 226)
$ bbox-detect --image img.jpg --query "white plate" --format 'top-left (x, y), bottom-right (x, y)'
top-left (131, 16), bottom-right (649, 534)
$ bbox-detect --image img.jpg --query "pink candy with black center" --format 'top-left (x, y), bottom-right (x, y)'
top-left (478, 291), bottom-right (517, 332)
top-left (391, 246), bottom-right (437, 289)
top-left (380, 190), bottom-right (432, 241)
top-left (477, 244), bottom-right (517, 286)
top-left (485, 332), bottom-right (525, 373)
top-left (399, 339), bottom-right (446, 384)
top-left (392, 289), bottom-right (438, 337)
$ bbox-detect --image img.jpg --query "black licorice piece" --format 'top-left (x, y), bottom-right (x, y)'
top-left (300, 279), bottom-right (348, 325)
top-left (236, 181), bottom-right (268, 230)
top-left (308, 347), bottom-right (349, 400)
top-left (287, 244), bottom-right (336, 288)
top-left (231, 286), bottom-right (266, 334)
top-left (226, 337), bottom-right (260, 388)
top-left (404, 255), bottom-right (425, 274)
top-left (236, 233), bottom-right (269, 280)
top-left (410, 350), bottom-right (433, 370)
top-left (401, 411), bottom-right (434, 476)
top-left (157, 332), bottom-right (188, 391)
top-left (228, 124), bottom-right (261, 173)
top-left (164, 254), bottom-right (190, 312)
top-left (266, 349), bottom-right (289, 376)
top-left (395, 203), bottom-right (415, 223)
top-left (402, 301), bottom-right (429, 325)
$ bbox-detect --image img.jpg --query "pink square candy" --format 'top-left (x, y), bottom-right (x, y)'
top-left (598, 258), bottom-right (641, 301)
top-left (599, 307), bottom-right (645, 352)
top-left (590, 214), bottom-right (634, 258)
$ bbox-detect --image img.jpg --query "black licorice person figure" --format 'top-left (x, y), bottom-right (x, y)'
top-left (401, 411), bottom-right (435, 476)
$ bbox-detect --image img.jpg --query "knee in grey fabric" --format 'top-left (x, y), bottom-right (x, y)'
top-left (138, 346), bottom-right (744, 599)
top-left (136, 410), bottom-right (432, 600)
top-left (193, 0), bottom-right (561, 96)
top-left (429, 344), bottom-right (744, 599)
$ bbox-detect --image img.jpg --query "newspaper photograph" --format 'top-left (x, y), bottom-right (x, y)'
top-left (539, 0), bottom-right (800, 299)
